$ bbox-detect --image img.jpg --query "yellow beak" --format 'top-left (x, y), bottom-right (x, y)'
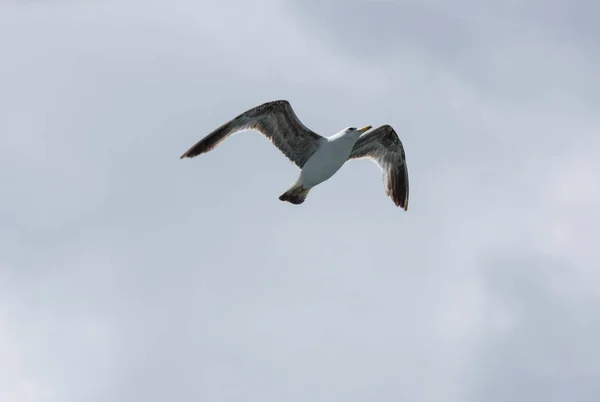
top-left (358, 125), bottom-right (372, 133)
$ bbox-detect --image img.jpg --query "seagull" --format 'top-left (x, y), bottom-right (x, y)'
top-left (180, 100), bottom-right (409, 210)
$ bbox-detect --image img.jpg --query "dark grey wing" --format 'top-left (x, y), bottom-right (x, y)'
top-left (180, 100), bottom-right (324, 168)
top-left (349, 125), bottom-right (409, 210)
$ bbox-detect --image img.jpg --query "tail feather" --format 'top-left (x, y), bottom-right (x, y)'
top-left (279, 183), bottom-right (311, 205)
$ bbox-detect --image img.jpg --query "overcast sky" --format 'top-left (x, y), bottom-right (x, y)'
top-left (1, 1), bottom-right (599, 401)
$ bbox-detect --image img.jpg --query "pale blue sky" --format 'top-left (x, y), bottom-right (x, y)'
top-left (1, 1), bottom-right (599, 401)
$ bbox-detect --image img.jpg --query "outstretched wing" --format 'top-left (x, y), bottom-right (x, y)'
top-left (349, 125), bottom-right (409, 210)
top-left (180, 100), bottom-right (324, 168)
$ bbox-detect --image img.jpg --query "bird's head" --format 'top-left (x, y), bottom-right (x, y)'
top-left (344, 125), bottom-right (372, 137)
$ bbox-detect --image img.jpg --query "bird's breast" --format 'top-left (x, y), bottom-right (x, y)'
top-left (299, 139), bottom-right (355, 187)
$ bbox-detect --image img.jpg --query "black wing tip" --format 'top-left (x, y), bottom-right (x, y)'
top-left (391, 195), bottom-right (409, 210)
top-left (179, 144), bottom-right (207, 159)
top-left (392, 194), bottom-right (408, 209)
top-left (392, 195), bottom-right (409, 210)
top-left (179, 146), bottom-right (197, 159)
top-left (389, 162), bottom-right (409, 211)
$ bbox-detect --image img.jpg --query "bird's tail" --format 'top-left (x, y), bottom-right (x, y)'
top-left (279, 182), bottom-right (311, 205)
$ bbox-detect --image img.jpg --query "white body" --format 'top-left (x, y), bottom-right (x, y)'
top-left (297, 129), bottom-right (362, 189)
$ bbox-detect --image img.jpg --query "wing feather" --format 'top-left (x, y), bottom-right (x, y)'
top-left (180, 100), bottom-right (324, 168)
top-left (349, 125), bottom-right (409, 210)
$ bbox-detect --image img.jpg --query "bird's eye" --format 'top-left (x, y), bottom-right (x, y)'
top-left (348, 127), bottom-right (356, 131)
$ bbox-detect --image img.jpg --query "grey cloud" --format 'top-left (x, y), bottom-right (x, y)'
top-left (1, 1), bottom-right (599, 402)
top-left (284, 0), bottom-right (600, 60)
top-left (469, 253), bottom-right (600, 401)
top-left (284, 0), bottom-right (600, 105)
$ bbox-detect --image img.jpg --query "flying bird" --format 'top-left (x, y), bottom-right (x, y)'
top-left (179, 100), bottom-right (409, 209)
